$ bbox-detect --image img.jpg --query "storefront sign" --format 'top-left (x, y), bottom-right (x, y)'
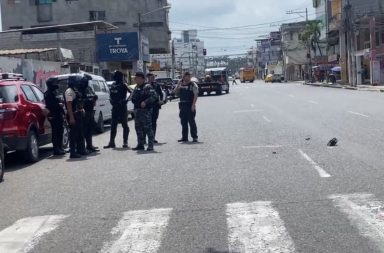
top-left (96, 33), bottom-right (139, 62)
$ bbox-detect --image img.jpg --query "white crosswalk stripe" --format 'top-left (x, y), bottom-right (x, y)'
top-left (100, 208), bottom-right (172, 253)
top-left (330, 193), bottom-right (384, 252)
top-left (226, 201), bottom-right (296, 253)
top-left (5, 195), bottom-right (384, 252)
top-left (0, 215), bottom-right (68, 253)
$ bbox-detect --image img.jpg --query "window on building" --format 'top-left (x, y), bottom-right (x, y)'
top-left (376, 32), bottom-right (380, 46)
top-left (89, 11), bottom-right (106, 21)
top-left (37, 1), bottom-right (53, 22)
top-left (381, 31), bottom-right (384, 45)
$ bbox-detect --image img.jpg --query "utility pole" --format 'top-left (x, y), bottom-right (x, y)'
top-left (171, 39), bottom-right (175, 79)
top-left (286, 8), bottom-right (308, 21)
top-left (344, 0), bottom-right (356, 86)
top-left (137, 13), bottom-right (143, 73)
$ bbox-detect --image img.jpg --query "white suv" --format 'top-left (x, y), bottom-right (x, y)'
top-left (52, 72), bottom-right (113, 133)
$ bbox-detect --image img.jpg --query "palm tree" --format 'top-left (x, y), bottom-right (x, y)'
top-left (299, 20), bottom-right (323, 81)
top-left (299, 20), bottom-right (323, 57)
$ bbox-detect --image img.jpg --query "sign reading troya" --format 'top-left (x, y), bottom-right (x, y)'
top-left (96, 33), bottom-right (139, 62)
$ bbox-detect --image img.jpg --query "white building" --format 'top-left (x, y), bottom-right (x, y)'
top-left (151, 30), bottom-right (205, 77)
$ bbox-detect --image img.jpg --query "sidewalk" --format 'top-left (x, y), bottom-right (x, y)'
top-left (299, 81), bottom-right (384, 92)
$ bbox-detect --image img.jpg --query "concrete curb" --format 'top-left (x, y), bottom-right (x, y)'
top-left (303, 82), bottom-right (384, 92)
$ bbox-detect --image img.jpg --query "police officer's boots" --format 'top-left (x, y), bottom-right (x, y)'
top-left (103, 142), bottom-right (116, 149)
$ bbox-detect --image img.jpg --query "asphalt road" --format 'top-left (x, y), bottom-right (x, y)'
top-left (2, 80), bottom-right (384, 253)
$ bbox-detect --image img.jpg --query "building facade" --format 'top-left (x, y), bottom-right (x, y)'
top-left (281, 21), bottom-right (307, 81)
top-left (1, 0), bottom-right (170, 54)
top-left (151, 30), bottom-right (205, 77)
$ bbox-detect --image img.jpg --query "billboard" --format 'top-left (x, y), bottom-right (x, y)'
top-left (96, 33), bottom-right (139, 62)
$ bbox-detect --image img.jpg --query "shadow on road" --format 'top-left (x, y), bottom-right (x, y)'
top-left (180, 141), bottom-right (204, 145)
top-left (205, 248), bottom-right (237, 253)
top-left (4, 147), bottom-right (53, 172)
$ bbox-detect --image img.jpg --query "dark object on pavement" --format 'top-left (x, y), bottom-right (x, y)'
top-left (272, 151), bottom-right (277, 154)
top-left (305, 137), bottom-right (311, 141)
top-left (327, 138), bottom-right (338, 147)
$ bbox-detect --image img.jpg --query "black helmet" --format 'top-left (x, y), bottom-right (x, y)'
top-left (79, 75), bottom-right (91, 90)
top-left (46, 77), bottom-right (59, 90)
top-left (113, 70), bottom-right (124, 83)
top-left (68, 75), bottom-right (79, 88)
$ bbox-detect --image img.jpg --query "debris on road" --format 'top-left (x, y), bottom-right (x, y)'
top-left (327, 138), bottom-right (338, 147)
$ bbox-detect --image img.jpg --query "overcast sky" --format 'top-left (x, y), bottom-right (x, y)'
top-left (169, 0), bottom-right (315, 56)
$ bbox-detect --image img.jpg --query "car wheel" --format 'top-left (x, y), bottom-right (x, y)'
top-left (62, 125), bottom-right (69, 149)
top-left (25, 130), bottom-right (39, 163)
top-left (217, 87), bottom-right (223, 95)
top-left (226, 89), bottom-right (229, 94)
top-left (96, 112), bottom-right (104, 133)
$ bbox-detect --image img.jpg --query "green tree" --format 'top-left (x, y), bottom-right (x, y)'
top-left (299, 20), bottom-right (323, 57)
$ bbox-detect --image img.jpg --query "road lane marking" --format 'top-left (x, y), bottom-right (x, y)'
top-left (101, 208), bottom-right (172, 253)
top-left (308, 100), bottom-right (319, 104)
top-left (330, 193), bottom-right (384, 251)
top-left (226, 201), bottom-right (296, 253)
top-left (348, 111), bottom-right (369, 118)
top-left (234, 109), bottom-right (263, 114)
top-left (243, 145), bottom-right (283, 149)
top-left (0, 215), bottom-right (68, 253)
top-left (263, 116), bottom-right (272, 123)
top-left (298, 149), bottom-right (331, 178)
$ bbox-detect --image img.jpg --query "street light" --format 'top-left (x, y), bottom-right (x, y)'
top-left (137, 4), bottom-right (171, 72)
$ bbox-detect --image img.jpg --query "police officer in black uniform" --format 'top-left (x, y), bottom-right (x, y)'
top-left (104, 71), bottom-right (130, 149)
top-left (45, 78), bottom-right (66, 156)
top-left (175, 72), bottom-right (199, 142)
top-left (146, 73), bottom-right (163, 143)
top-left (81, 75), bottom-right (99, 153)
top-left (65, 76), bottom-right (87, 159)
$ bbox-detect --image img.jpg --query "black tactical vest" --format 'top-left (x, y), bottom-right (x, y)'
top-left (109, 82), bottom-right (127, 107)
top-left (83, 87), bottom-right (96, 111)
top-left (179, 83), bottom-right (194, 103)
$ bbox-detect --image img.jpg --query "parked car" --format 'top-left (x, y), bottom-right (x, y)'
top-left (155, 77), bottom-right (173, 86)
top-left (0, 135), bottom-right (4, 182)
top-left (54, 73), bottom-right (113, 133)
top-left (0, 73), bottom-right (52, 163)
top-left (265, 74), bottom-right (273, 83)
top-left (106, 81), bottom-right (135, 119)
top-left (272, 74), bottom-right (282, 83)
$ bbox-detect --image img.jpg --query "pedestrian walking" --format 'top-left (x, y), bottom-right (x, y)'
top-left (45, 78), bottom-right (66, 156)
top-left (64, 76), bottom-right (87, 159)
top-left (146, 72), bottom-right (163, 143)
top-left (131, 72), bottom-right (157, 151)
top-left (232, 78), bottom-right (238, 85)
top-left (175, 72), bottom-right (199, 142)
top-left (81, 75), bottom-right (99, 153)
top-left (104, 71), bottom-right (130, 149)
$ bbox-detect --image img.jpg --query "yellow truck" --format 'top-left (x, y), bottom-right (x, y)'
top-left (239, 68), bottom-right (255, 83)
